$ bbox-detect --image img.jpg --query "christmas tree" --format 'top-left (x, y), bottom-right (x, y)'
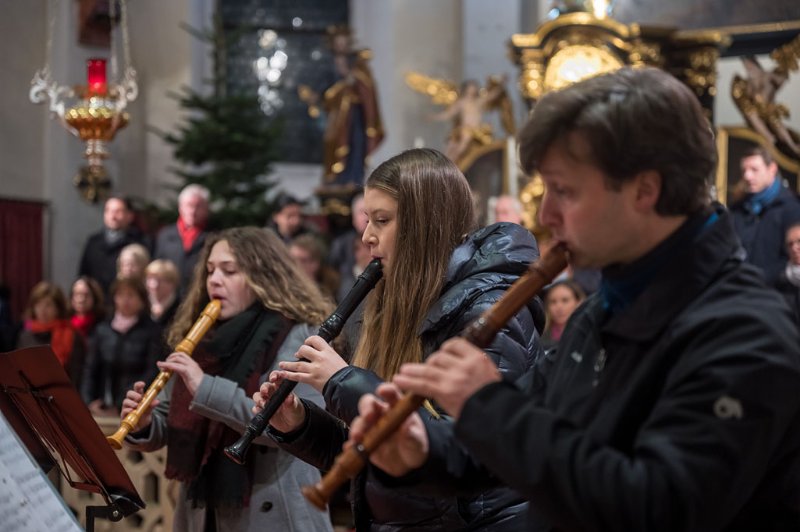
top-left (159, 11), bottom-right (281, 228)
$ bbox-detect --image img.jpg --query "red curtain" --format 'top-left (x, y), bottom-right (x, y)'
top-left (0, 198), bottom-right (45, 321)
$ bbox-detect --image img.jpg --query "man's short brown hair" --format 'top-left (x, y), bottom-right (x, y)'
top-left (518, 67), bottom-right (716, 216)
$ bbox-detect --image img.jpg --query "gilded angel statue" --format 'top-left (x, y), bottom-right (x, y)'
top-left (405, 72), bottom-right (515, 166)
top-left (732, 48), bottom-right (800, 158)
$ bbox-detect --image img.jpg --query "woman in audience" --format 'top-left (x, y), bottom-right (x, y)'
top-left (81, 277), bottom-right (161, 416)
top-left (541, 279), bottom-right (585, 349)
top-left (69, 275), bottom-right (105, 339)
top-left (119, 227), bottom-right (335, 532)
top-left (289, 233), bottom-right (340, 302)
top-left (776, 222), bottom-right (800, 329)
top-left (145, 259), bottom-right (181, 329)
top-left (117, 243), bottom-right (151, 280)
top-left (17, 281), bottom-right (85, 385)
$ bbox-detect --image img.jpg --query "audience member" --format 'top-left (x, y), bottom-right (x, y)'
top-left (492, 194), bottom-right (524, 225)
top-left (268, 194), bottom-right (313, 244)
top-left (328, 193), bottom-right (369, 301)
top-left (121, 227), bottom-right (335, 532)
top-left (351, 235), bottom-right (372, 279)
top-left (730, 146), bottom-right (800, 286)
top-left (78, 196), bottom-right (149, 296)
top-left (117, 243), bottom-right (151, 280)
top-left (289, 233), bottom-right (340, 302)
top-left (16, 281), bottom-right (85, 386)
top-left (776, 222), bottom-right (800, 329)
top-left (154, 184), bottom-right (210, 297)
top-left (145, 259), bottom-right (181, 329)
top-left (351, 67), bottom-right (800, 531)
top-left (541, 279), bottom-right (585, 349)
top-left (69, 276), bottom-right (105, 339)
top-left (81, 277), bottom-right (161, 417)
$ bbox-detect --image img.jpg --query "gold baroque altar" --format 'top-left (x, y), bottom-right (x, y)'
top-left (508, 12), bottom-right (730, 236)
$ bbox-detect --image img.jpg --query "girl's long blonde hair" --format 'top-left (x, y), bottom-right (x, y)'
top-left (167, 226), bottom-right (334, 347)
top-left (351, 148), bottom-right (476, 379)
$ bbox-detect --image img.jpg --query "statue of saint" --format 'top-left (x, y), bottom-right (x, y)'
top-left (299, 26), bottom-right (384, 189)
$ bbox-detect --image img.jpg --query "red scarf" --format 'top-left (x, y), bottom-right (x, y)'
top-left (25, 319), bottom-right (75, 366)
top-left (71, 313), bottom-right (96, 338)
top-left (177, 217), bottom-right (203, 252)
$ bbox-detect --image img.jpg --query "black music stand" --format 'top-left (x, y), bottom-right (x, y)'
top-left (0, 346), bottom-right (145, 531)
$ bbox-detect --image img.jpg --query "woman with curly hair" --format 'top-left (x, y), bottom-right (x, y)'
top-left (119, 227), bottom-right (334, 532)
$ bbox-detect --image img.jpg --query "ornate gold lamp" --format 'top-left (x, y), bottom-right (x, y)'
top-left (29, 0), bottom-right (137, 203)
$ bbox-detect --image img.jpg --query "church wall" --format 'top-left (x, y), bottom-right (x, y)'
top-left (0, 1), bottom-right (47, 201)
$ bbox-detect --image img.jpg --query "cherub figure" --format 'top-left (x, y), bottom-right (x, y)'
top-left (406, 73), bottom-right (515, 166)
top-left (732, 54), bottom-right (800, 157)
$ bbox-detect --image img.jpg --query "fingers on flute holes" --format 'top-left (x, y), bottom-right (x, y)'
top-left (348, 412), bottom-right (370, 444)
top-left (305, 335), bottom-right (327, 349)
top-left (296, 344), bottom-right (315, 359)
top-left (360, 394), bottom-right (386, 422)
top-left (375, 382), bottom-right (401, 404)
top-left (426, 352), bottom-right (455, 369)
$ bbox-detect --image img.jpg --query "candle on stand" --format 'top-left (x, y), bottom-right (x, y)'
top-left (86, 58), bottom-right (107, 97)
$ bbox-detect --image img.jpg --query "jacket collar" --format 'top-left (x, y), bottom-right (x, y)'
top-left (600, 204), bottom-right (743, 342)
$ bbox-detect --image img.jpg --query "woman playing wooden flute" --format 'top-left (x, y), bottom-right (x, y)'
top-left (253, 148), bottom-right (547, 531)
top-left (119, 227), bottom-right (335, 532)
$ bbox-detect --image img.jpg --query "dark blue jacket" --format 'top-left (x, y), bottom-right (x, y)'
top-left (440, 208), bottom-right (800, 531)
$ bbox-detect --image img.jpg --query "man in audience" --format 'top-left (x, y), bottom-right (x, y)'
top-left (78, 196), bottom-right (148, 296)
top-left (154, 184), bottom-right (210, 296)
top-left (492, 194), bottom-right (524, 225)
top-left (730, 146), bottom-right (800, 286)
top-left (268, 194), bottom-right (312, 244)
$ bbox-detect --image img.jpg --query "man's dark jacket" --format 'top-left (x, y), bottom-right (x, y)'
top-left (431, 207), bottom-right (800, 531)
top-left (78, 227), bottom-right (149, 295)
top-left (154, 223), bottom-right (207, 297)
